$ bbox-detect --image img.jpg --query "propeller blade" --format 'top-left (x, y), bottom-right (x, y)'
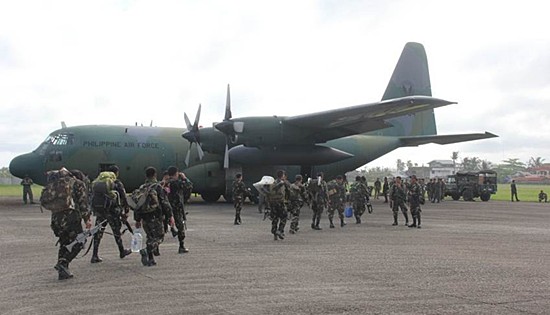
top-left (185, 143), bottom-right (192, 166)
top-left (197, 143), bottom-right (205, 160)
top-left (223, 143), bottom-right (229, 169)
top-left (224, 84), bottom-right (232, 121)
top-left (194, 104), bottom-right (201, 128)
top-left (184, 113), bottom-right (192, 130)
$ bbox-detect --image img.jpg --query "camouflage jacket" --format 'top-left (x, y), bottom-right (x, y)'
top-left (327, 180), bottom-right (346, 204)
top-left (289, 182), bottom-right (308, 204)
top-left (167, 176), bottom-right (193, 210)
top-left (72, 178), bottom-right (91, 222)
top-left (232, 180), bottom-right (248, 200)
top-left (307, 178), bottom-right (328, 204)
top-left (390, 183), bottom-right (407, 203)
top-left (21, 177), bottom-right (33, 187)
top-left (350, 181), bottom-right (368, 202)
top-left (408, 182), bottom-right (421, 206)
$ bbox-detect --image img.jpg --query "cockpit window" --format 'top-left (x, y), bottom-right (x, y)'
top-left (45, 133), bottom-right (74, 146)
top-left (34, 133), bottom-right (74, 155)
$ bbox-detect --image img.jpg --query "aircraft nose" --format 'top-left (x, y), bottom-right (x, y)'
top-left (9, 153), bottom-right (43, 180)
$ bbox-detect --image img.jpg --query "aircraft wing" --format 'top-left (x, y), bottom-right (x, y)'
top-left (283, 96), bottom-right (455, 142)
top-left (399, 132), bottom-right (498, 147)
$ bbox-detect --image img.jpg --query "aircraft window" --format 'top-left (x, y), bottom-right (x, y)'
top-left (45, 133), bottom-right (74, 146)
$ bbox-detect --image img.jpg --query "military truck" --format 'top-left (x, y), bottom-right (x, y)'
top-left (445, 170), bottom-right (497, 201)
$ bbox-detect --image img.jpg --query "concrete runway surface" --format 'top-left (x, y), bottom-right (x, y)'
top-left (0, 196), bottom-right (548, 315)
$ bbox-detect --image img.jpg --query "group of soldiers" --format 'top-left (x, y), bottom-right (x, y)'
top-left (232, 172), bottom-right (430, 240)
top-left (232, 171), bottom-right (375, 240)
top-left (42, 165), bottom-right (192, 280)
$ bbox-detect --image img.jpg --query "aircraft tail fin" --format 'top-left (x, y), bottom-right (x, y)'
top-left (381, 42), bottom-right (437, 137)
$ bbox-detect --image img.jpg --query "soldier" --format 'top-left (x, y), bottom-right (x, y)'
top-left (21, 175), bottom-right (35, 204)
top-left (511, 180), bottom-right (520, 202)
top-left (350, 176), bottom-right (369, 224)
top-left (90, 165), bottom-right (132, 263)
top-left (135, 167), bottom-right (174, 266)
top-left (263, 170), bottom-right (290, 240)
top-left (374, 178), bottom-right (381, 199)
top-left (538, 190), bottom-right (548, 203)
top-left (390, 176), bottom-right (409, 226)
top-left (327, 175), bottom-right (347, 228)
top-left (45, 168), bottom-right (91, 280)
top-left (408, 175), bottom-right (422, 228)
top-left (288, 174), bottom-right (308, 234)
top-left (166, 166), bottom-right (192, 254)
top-left (382, 177), bottom-right (389, 203)
top-left (232, 173), bottom-right (249, 225)
top-left (307, 172), bottom-right (328, 230)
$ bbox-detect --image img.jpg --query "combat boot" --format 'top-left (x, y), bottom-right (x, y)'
top-left (147, 251), bottom-right (156, 266)
top-left (54, 262), bottom-right (73, 280)
top-left (237, 215), bottom-right (242, 224)
top-left (140, 249), bottom-right (149, 266)
top-left (116, 236), bottom-right (132, 259)
top-left (340, 219), bottom-right (346, 227)
top-left (276, 230), bottom-right (285, 240)
top-left (356, 216), bottom-right (361, 224)
top-left (178, 241), bottom-right (189, 254)
top-left (90, 239), bottom-right (103, 263)
top-left (273, 233), bottom-right (278, 241)
top-left (392, 213), bottom-right (398, 226)
top-left (404, 213), bottom-right (410, 226)
top-left (234, 215), bottom-right (241, 225)
top-left (314, 217), bottom-right (322, 230)
top-left (417, 215), bottom-right (421, 229)
top-left (408, 217), bottom-right (417, 228)
top-left (311, 220), bottom-right (316, 230)
top-left (329, 218), bottom-right (335, 229)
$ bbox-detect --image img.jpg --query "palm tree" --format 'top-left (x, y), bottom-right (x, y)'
top-left (528, 157), bottom-right (545, 169)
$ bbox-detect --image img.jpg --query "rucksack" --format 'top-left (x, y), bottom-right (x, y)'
top-left (130, 183), bottom-right (160, 214)
top-left (91, 171), bottom-right (118, 209)
top-left (40, 170), bottom-right (76, 213)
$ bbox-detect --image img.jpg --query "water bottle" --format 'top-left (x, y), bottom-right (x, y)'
top-left (131, 229), bottom-right (143, 253)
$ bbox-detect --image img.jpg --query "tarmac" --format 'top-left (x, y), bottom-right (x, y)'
top-left (0, 196), bottom-right (548, 315)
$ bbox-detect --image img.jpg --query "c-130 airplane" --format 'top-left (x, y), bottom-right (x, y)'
top-left (9, 42), bottom-right (496, 202)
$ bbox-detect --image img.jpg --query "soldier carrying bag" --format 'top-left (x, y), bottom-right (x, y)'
top-left (40, 169), bottom-right (76, 213)
top-left (130, 183), bottom-right (161, 215)
top-left (91, 171), bottom-right (118, 210)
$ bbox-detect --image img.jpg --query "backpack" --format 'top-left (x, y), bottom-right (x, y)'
top-left (130, 183), bottom-right (160, 214)
top-left (91, 171), bottom-right (118, 209)
top-left (40, 170), bottom-right (76, 213)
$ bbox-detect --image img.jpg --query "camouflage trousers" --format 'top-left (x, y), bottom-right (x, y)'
top-left (93, 207), bottom-right (124, 252)
top-left (172, 206), bottom-right (186, 242)
top-left (288, 200), bottom-right (303, 232)
top-left (311, 201), bottom-right (325, 223)
top-left (51, 209), bottom-right (84, 266)
top-left (327, 201), bottom-right (344, 221)
top-left (270, 201), bottom-right (288, 235)
top-left (392, 200), bottom-right (408, 216)
top-left (234, 196), bottom-right (243, 217)
top-left (23, 187), bottom-right (33, 204)
top-left (352, 200), bottom-right (366, 218)
top-left (410, 204), bottom-right (421, 218)
top-left (142, 213), bottom-right (164, 255)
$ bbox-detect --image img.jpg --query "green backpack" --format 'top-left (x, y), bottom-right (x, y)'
top-left (40, 170), bottom-right (76, 213)
top-left (130, 183), bottom-right (160, 214)
top-left (91, 171), bottom-right (118, 209)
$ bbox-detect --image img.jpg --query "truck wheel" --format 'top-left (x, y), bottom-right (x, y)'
top-left (462, 189), bottom-right (474, 201)
top-left (480, 193), bottom-right (491, 202)
top-left (452, 193), bottom-right (460, 201)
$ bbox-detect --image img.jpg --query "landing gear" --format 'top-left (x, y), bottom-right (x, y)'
top-left (201, 192), bottom-right (221, 203)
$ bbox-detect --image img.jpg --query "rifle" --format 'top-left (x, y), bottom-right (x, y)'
top-left (65, 219), bottom-right (107, 253)
top-left (122, 217), bottom-right (134, 235)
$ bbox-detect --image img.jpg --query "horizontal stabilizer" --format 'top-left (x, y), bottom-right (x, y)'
top-left (399, 132), bottom-right (498, 147)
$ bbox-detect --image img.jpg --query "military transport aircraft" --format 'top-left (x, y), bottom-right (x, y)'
top-left (9, 42), bottom-right (496, 202)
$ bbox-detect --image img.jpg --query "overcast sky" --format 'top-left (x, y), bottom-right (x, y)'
top-left (1, 0), bottom-right (549, 170)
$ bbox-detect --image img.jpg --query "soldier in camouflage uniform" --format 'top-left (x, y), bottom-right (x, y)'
top-left (21, 175), bottom-right (35, 204)
top-left (232, 173), bottom-right (248, 225)
top-left (307, 172), bottom-right (328, 230)
top-left (390, 176), bottom-right (409, 226)
top-left (262, 170), bottom-right (290, 240)
top-left (382, 177), bottom-right (389, 203)
top-left (166, 166), bottom-right (192, 254)
top-left (288, 174), bottom-right (308, 234)
top-left (350, 176), bottom-right (368, 224)
top-left (48, 168), bottom-right (92, 280)
top-left (90, 165), bottom-right (132, 263)
top-left (327, 175), bottom-right (347, 228)
top-left (408, 175), bottom-right (422, 228)
top-left (135, 167), bottom-right (174, 266)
